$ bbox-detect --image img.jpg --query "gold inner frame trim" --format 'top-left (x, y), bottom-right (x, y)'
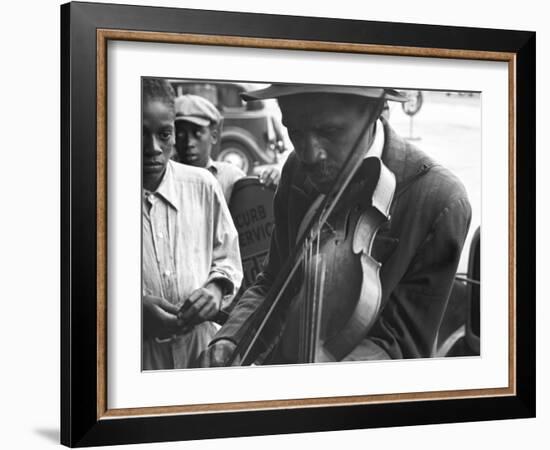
top-left (96, 28), bottom-right (517, 420)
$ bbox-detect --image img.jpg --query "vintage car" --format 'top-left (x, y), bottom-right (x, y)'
top-left (436, 227), bottom-right (480, 357)
top-left (168, 80), bottom-right (287, 174)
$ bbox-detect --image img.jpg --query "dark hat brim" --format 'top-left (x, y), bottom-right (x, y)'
top-left (241, 84), bottom-right (407, 102)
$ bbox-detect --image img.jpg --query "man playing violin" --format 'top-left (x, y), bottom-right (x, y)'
top-left (199, 84), bottom-right (471, 366)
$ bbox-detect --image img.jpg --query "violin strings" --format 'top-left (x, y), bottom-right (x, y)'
top-left (315, 259), bottom-right (326, 362)
top-left (310, 229), bottom-right (322, 362)
top-left (306, 234), bottom-right (314, 362)
top-left (300, 237), bottom-right (310, 363)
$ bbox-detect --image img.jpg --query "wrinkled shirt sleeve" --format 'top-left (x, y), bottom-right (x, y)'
top-left (206, 182), bottom-right (243, 296)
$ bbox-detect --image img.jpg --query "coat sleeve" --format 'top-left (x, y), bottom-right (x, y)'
top-left (344, 194), bottom-right (472, 360)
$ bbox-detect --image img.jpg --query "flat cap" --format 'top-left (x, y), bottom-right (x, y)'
top-left (175, 94), bottom-right (222, 126)
top-left (241, 83), bottom-right (407, 102)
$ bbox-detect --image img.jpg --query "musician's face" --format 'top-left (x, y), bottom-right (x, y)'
top-left (279, 93), bottom-right (377, 193)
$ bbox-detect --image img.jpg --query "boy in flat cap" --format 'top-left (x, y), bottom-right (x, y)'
top-left (200, 83), bottom-right (471, 366)
top-left (141, 79), bottom-right (242, 370)
top-left (174, 94), bottom-right (280, 203)
top-left (173, 94), bottom-right (245, 202)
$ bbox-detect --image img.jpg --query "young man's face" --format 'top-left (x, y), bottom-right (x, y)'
top-left (175, 121), bottom-right (218, 168)
top-left (279, 93), bottom-right (377, 193)
top-left (142, 99), bottom-right (175, 191)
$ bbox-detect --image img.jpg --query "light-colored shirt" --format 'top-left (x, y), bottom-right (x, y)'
top-left (207, 159), bottom-right (246, 203)
top-left (368, 119), bottom-right (385, 160)
top-left (142, 161), bottom-right (243, 369)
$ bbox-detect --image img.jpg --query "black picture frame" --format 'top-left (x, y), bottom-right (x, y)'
top-left (61, 1), bottom-right (535, 447)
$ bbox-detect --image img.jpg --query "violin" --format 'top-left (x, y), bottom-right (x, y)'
top-left (228, 94), bottom-right (394, 365)
top-left (282, 158), bottom-right (395, 362)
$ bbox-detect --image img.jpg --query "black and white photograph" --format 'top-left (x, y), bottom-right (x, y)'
top-left (141, 78), bottom-right (481, 370)
top-left (0, 0), bottom-right (545, 445)
top-left (50, 0), bottom-right (539, 446)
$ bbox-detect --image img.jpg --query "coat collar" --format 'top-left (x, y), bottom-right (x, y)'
top-left (379, 117), bottom-right (435, 193)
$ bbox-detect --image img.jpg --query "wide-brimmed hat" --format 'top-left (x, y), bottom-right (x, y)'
top-left (174, 94), bottom-right (222, 126)
top-left (241, 83), bottom-right (407, 102)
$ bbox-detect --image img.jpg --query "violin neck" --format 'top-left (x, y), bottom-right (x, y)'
top-left (299, 244), bottom-right (326, 363)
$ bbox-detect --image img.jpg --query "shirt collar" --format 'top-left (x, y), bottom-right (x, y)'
top-left (206, 158), bottom-right (218, 175)
top-left (148, 161), bottom-right (179, 211)
top-left (365, 119), bottom-right (384, 160)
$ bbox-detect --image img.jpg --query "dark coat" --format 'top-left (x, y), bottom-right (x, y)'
top-left (216, 119), bottom-right (472, 360)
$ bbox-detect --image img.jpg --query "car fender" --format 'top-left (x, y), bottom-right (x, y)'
top-left (220, 127), bottom-right (271, 165)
